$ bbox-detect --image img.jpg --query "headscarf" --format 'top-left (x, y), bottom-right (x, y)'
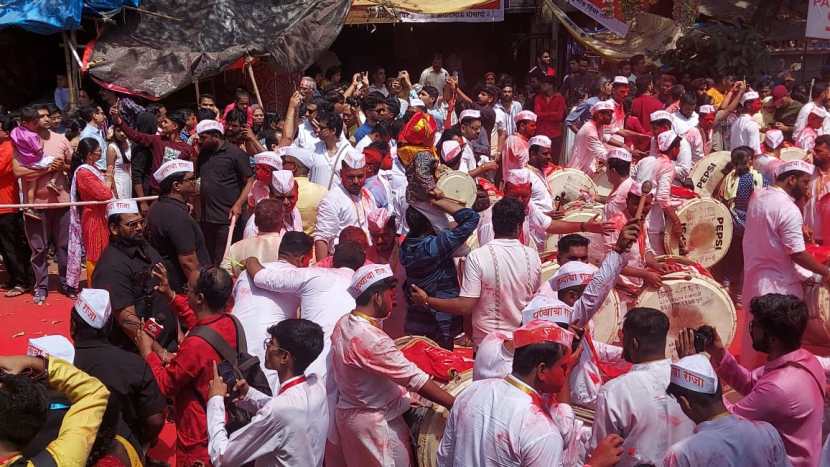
top-left (397, 111), bottom-right (438, 167)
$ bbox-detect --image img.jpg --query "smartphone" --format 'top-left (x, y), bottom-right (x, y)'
top-left (218, 360), bottom-right (238, 392)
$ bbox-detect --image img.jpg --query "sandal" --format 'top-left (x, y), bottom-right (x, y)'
top-left (5, 286), bottom-right (27, 297)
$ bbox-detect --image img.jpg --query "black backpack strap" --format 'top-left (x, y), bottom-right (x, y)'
top-left (190, 325), bottom-right (238, 367)
top-left (226, 314), bottom-right (248, 355)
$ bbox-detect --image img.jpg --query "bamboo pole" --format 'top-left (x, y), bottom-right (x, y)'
top-left (62, 32), bottom-right (79, 110)
top-left (246, 59), bottom-right (264, 109)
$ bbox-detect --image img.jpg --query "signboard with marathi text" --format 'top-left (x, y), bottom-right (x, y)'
top-left (566, 0), bottom-right (629, 37)
top-left (400, 0), bottom-right (504, 23)
top-left (807, 0), bottom-right (830, 40)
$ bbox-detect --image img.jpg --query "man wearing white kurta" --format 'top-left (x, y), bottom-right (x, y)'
top-left (308, 113), bottom-right (354, 189)
top-left (244, 233), bottom-right (359, 410)
top-left (591, 307), bottom-right (695, 467)
top-left (729, 91), bottom-right (762, 154)
top-left (661, 354), bottom-right (789, 467)
top-left (242, 170), bottom-right (304, 239)
top-left (313, 150), bottom-right (375, 260)
top-left (206, 319), bottom-right (329, 467)
top-left (526, 135), bottom-right (555, 212)
top-left (331, 264), bottom-right (455, 467)
top-left (568, 100), bottom-right (613, 178)
top-left (461, 197), bottom-right (541, 346)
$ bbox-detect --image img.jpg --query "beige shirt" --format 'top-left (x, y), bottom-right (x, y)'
top-left (20, 130), bottom-right (73, 204)
top-left (296, 176), bottom-right (328, 234)
top-left (220, 231), bottom-right (283, 277)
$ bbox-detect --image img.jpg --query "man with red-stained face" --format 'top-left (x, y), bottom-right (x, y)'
top-left (248, 151), bottom-right (284, 209)
top-left (437, 320), bottom-right (626, 467)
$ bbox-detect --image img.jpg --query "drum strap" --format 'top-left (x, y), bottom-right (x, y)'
top-left (583, 331), bottom-right (631, 382)
top-left (486, 243), bottom-right (533, 333)
top-left (326, 143), bottom-right (351, 190)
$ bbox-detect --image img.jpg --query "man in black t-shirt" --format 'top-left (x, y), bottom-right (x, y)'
top-left (195, 117), bottom-right (254, 264)
top-left (146, 160), bottom-right (211, 292)
top-left (92, 200), bottom-right (179, 357)
top-left (70, 290), bottom-right (166, 450)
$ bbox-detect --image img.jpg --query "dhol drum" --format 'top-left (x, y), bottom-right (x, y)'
top-left (403, 369), bottom-right (473, 467)
top-left (437, 170), bottom-right (477, 208)
top-left (664, 198), bottom-right (733, 268)
top-left (538, 260), bottom-right (623, 345)
top-left (547, 168), bottom-right (599, 207)
top-left (546, 201), bottom-right (606, 265)
top-left (593, 166), bottom-right (613, 202)
top-left (780, 147), bottom-right (809, 162)
top-left (635, 270), bottom-right (737, 359)
top-left (690, 151), bottom-right (731, 198)
top-left (801, 244), bottom-right (830, 356)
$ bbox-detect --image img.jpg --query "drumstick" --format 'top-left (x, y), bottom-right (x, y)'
top-left (635, 181), bottom-right (654, 221)
top-left (223, 214), bottom-right (238, 261)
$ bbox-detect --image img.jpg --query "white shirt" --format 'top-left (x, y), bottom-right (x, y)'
top-left (742, 186), bottom-right (807, 301)
top-left (252, 265), bottom-right (355, 381)
top-left (313, 184), bottom-right (373, 247)
top-left (207, 374), bottom-right (328, 467)
top-left (232, 268), bottom-right (299, 390)
top-left (330, 313), bottom-right (429, 413)
top-left (473, 331), bottom-right (514, 381)
top-left (568, 120), bottom-right (608, 177)
top-left (729, 114), bottom-right (761, 154)
top-left (242, 207), bottom-right (303, 239)
top-left (309, 140), bottom-right (353, 189)
top-left (458, 137), bottom-right (479, 174)
top-left (295, 118), bottom-right (321, 150)
top-left (794, 101), bottom-right (830, 136)
top-left (603, 177), bottom-right (634, 219)
top-left (591, 359), bottom-right (695, 467)
top-left (419, 67), bottom-right (449, 92)
top-left (631, 154), bottom-right (676, 236)
top-left (495, 101), bottom-right (523, 136)
top-left (662, 414), bottom-right (789, 467)
top-left (460, 238), bottom-right (542, 346)
top-left (437, 376), bottom-right (564, 467)
top-left (528, 166), bottom-right (553, 212)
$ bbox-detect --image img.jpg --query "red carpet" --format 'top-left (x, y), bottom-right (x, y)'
top-left (0, 289), bottom-right (177, 465)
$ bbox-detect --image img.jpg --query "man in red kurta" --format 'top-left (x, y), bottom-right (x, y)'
top-left (136, 267), bottom-right (238, 465)
top-left (534, 76), bottom-right (566, 160)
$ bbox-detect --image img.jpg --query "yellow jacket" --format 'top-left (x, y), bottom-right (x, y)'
top-left (1, 357), bottom-right (110, 467)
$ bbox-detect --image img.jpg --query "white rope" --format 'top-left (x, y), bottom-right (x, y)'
top-left (0, 196), bottom-right (159, 210)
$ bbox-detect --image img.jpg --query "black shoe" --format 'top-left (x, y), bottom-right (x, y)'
top-left (58, 285), bottom-right (78, 299)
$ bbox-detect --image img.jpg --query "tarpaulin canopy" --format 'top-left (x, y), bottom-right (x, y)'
top-left (0, 0), bottom-right (139, 35)
top-left (542, 0), bottom-right (681, 61)
top-left (351, 0), bottom-right (495, 15)
top-left (87, 0), bottom-right (351, 100)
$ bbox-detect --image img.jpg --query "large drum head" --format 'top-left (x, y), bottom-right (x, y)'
top-left (547, 168), bottom-right (598, 206)
top-left (803, 283), bottom-right (830, 356)
top-left (592, 289), bottom-right (623, 345)
top-left (410, 370), bottom-right (473, 467)
top-left (437, 170), bottom-right (477, 208)
top-left (635, 272), bottom-right (737, 359)
top-left (780, 147), bottom-right (808, 162)
top-left (664, 198), bottom-right (733, 268)
top-left (691, 151), bottom-right (731, 198)
top-left (547, 203), bottom-right (606, 265)
top-left (593, 166), bottom-right (613, 201)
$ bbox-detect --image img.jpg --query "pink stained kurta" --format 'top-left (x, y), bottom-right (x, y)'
top-left (501, 133), bottom-right (530, 182)
top-left (567, 120), bottom-right (608, 178)
top-left (330, 313), bottom-right (430, 467)
top-left (803, 169), bottom-right (830, 243)
top-left (713, 349), bottom-right (826, 467)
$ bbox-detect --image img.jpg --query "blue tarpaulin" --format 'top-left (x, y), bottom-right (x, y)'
top-left (0, 0), bottom-right (139, 35)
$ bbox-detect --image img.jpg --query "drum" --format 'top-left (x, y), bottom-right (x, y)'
top-left (546, 168), bottom-right (599, 207)
top-left (635, 271), bottom-right (737, 359)
top-left (593, 166), bottom-right (613, 201)
top-left (691, 151), bottom-right (731, 198)
top-left (437, 170), bottom-right (477, 208)
top-left (780, 147), bottom-right (808, 162)
top-left (404, 370), bottom-right (473, 467)
top-left (546, 202), bottom-right (606, 265)
top-left (664, 198), bottom-right (733, 268)
top-left (592, 288), bottom-right (623, 345)
top-left (803, 282), bottom-right (830, 356)
top-left (538, 259), bottom-right (622, 345)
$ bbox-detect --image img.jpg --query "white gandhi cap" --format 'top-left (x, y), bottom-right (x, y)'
top-left (153, 160), bottom-right (194, 183)
top-left (348, 264), bottom-right (394, 298)
top-left (74, 288), bottom-right (112, 330)
top-left (670, 354), bottom-right (719, 394)
top-left (27, 335), bottom-right (75, 364)
top-left (521, 295), bottom-right (573, 325)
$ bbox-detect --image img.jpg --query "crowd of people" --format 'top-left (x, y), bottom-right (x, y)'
top-left (1, 49), bottom-right (830, 467)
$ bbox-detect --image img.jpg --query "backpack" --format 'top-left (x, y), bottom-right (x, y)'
top-left (190, 314), bottom-right (272, 432)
